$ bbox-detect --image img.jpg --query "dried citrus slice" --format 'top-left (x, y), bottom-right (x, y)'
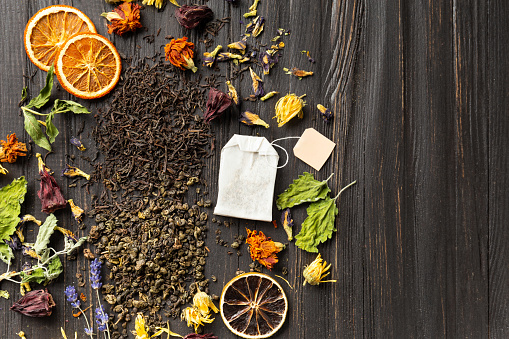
top-left (55, 33), bottom-right (121, 99)
top-left (220, 272), bottom-right (288, 338)
top-left (24, 5), bottom-right (97, 71)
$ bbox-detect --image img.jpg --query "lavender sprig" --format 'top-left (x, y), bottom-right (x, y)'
top-left (90, 259), bottom-right (111, 339)
top-left (65, 285), bottom-right (93, 338)
top-left (90, 258), bottom-right (102, 289)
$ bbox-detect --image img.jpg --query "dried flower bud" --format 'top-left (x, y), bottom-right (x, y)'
top-left (246, 228), bottom-right (284, 270)
top-left (68, 199), bottom-right (85, 222)
top-left (249, 68), bottom-right (265, 97)
top-left (239, 111), bottom-right (269, 128)
top-left (317, 104), bottom-right (333, 122)
top-left (274, 93), bottom-right (306, 127)
top-left (284, 67), bottom-right (314, 78)
top-left (260, 91), bottom-right (279, 101)
top-left (165, 37), bottom-right (198, 72)
top-left (61, 164), bottom-right (90, 180)
top-left (70, 137), bottom-right (86, 151)
top-left (193, 290), bottom-right (219, 316)
top-left (281, 208), bottom-right (294, 241)
top-left (10, 289), bottom-right (56, 317)
top-left (0, 133), bottom-right (27, 163)
top-left (36, 153), bottom-right (67, 214)
top-left (302, 253), bottom-right (337, 286)
top-left (204, 88), bottom-right (232, 123)
top-left (203, 45), bottom-right (222, 67)
top-left (182, 306), bottom-right (214, 332)
top-left (245, 16), bottom-right (265, 37)
top-left (175, 5), bottom-right (213, 30)
top-left (260, 51), bottom-right (279, 75)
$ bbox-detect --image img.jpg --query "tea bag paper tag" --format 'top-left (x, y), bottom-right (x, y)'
top-left (214, 134), bottom-right (279, 222)
top-left (293, 128), bottom-right (335, 171)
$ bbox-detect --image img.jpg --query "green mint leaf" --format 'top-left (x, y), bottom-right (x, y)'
top-left (45, 109), bottom-right (59, 143)
top-left (34, 214), bottom-right (58, 255)
top-left (44, 255), bottom-right (63, 282)
top-left (26, 65), bottom-right (54, 109)
top-left (23, 110), bottom-right (52, 151)
top-left (276, 172), bottom-right (332, 210)
top-left (19, 87), bottom-right (28, 106)
top-left (20, 267), bottom-right (46, 284)
top-left (0, 243), bottom-right (14, 265)
top-left (53, 99), bottom-right (90, 114)
top-left (294, 197), bottom-right (338, 253)
top-left (64, 236), bottom-right (87, 255)
top-left (0, 177), bottom-right (28, 254)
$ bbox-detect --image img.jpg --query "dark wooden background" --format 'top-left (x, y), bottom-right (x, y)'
top-left (0, 0), bottom-right (505, 338)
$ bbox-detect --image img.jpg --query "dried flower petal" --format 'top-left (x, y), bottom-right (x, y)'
top-left (204, 88), bottom-right (232, 123)
top-left (10, 289), bottom-right (56, 317)
top-left (246, 228), bottom-right (284, 270)
top-left (175, 5), bottom-right (213, 30)
top-left (0, 133), bottom-right (27, 163)
top-left (36, 153), bottom-right (67, 214)
top-left (227, 40), bottom-right (247, 54)
top-left (216, 52), bottom-right (244, 62)
top-left (19, 214), bottom-right (42, 227)
top-left (260, 91), bottom-right (278, 101)
top-left (67, 199), bottom-right (85, 222)
top-left (61, 164), bottom-right (90, 180)
top-left (301, 50), bottom-right (316, 63)
top-left (165, 37), bottom-right (198, 72)
top-left (102, 2), bottom-right (143, 36)
top-left (202, 45), bottom-right (222, 67)
top-left (239, 111), bottom-right (269, 128)
top-left (284, 67), bottom-right (314, 78)
top-left (225, 81), bottom-right (239, 105)
top-left (317, 104), bottom-right (333, 122)
top-left (22, 243), bottom-right (41, 260)
top-left (141, 0), bottom-right (166, 9)
top-left (0, 163), bottom-right (7, 175)
top-left (245, 16), bottom-right (265, 37)
top-left (273, 93), bottom-right (306, 127)
top-left (302, 253), bottom-right (337, 286)
top-left (281, 208), bottom-right (294, 241)
top-left (181, 306), bottom-right (214, 332)
top-left (244, 0), bottom-right (260, 17)
top-left (70, 137), bottom-right (86, 151)
top-left (249, 68), bottom-right (265, 97)
top-left (134, 313), bottom-right (149, 339)
top-left (152, 321), bottom-right (183, 338)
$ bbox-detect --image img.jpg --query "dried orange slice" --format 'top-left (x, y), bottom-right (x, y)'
top-left (24, 5), bottom-right (97, 71)
top-left (54, 33), bottom-right (121, 99)
top-left (220, 272), bottom-right (288, 338)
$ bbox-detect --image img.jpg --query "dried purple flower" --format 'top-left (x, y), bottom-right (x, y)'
top-left (95, 305), bottom-right (109, 332)
top-left (65, 285), bottom-right (81, 308)
top-left (227, 40), bottom-right (247, 54)
top-left (10, 289), bottom-right (56, 317)
top-left (317, 104), bottom-right (333, 122)
top-left (260, 50), bottom-right (279, 75)
top-left (245, 16), bottom-right (265, 37)
top-left (281, 208), bottom-right (294, 241)
top-left (175, 5), bottom-right (213, 30)
top-left (70, 136), bottom-right (86, 151)
top-left (62, 164), bottom-right (90, 180)
top-left (204, 88), bottom-right (232, 123)
top-left (5, 235), bottom-right (21, 251)
top-left (249, 68), bottom-right (265, 97)
top-left (239, 111), bottom-right (269, 128)
top-left (36, 153), bottom-right (67, 214)
top-left (90, 258), bottom-right (103, 289)
top-left (202, 45), bottom-right (222, 67)
top-left (216, 52), bottom-right (244, 62)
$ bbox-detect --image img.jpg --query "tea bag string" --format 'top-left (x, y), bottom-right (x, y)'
top-left (268, 136), bottom-right (301, 169)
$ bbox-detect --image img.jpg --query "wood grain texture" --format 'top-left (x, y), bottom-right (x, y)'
top-left (0, 0), bottom-right (497, 338)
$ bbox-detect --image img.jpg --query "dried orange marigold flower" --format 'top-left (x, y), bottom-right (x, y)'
top-left (164, 37), bottom-right (198, 73)
top-left (246, 228), bottom-right (285, 270)
top-left (0, 133), bottom-right (27, 163)
top-left (102, 2), bottom-right (143, 36)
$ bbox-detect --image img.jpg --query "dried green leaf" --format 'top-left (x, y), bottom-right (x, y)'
top-left (53, 99), bottom-right (90, 115)
top-left (23, 110), bottom-right (51, 151)
top-left (64, 236), bottom-right (87, 255)
top-left (34, 214), bottom-right (58, 255)
top-left (0, 243), bottom-right (14, 265)
top-left (26, 65), bottom-right (54, 109)
top-left (295, 181), bottom-right (357, 252)
top-left (45, 110), bottom-right (58, 144)
top-left (276, 172), bottom-right (332, 210)
top-left (0, 177), bottom-right (28, 251)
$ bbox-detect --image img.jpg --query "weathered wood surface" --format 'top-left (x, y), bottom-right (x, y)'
top-left (0, 0), bottom-right (499, 338)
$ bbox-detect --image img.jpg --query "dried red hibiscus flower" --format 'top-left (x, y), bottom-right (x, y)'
top-left (10, 289), bottom-right (56, 317)
top-left (176, 5), bottom-right (213, 30)
top-left (36, 153), bottom-right (67, 214)
top-left (204, 88), bottom-right (232, 123)
top-left (102, 2), bottom-right (143, 36)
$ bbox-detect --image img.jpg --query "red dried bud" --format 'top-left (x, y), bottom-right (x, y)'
top-left (38, 168), bottom-right (67, 214)
top-left (10, 289), bottom-right (56, 317)
top-left (175, 5), bottom-right (213, 30)
top-left (204, 88), bottom-right (232, 123)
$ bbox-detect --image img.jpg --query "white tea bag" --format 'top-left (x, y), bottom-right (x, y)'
top-left (214, 134), bottom-right (279, 222)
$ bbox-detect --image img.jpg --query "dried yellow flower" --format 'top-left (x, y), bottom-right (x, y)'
top-left (193, 290), bottom-right (219, 316)
top-left (134, 313), bottom-right (150, 339)
top-left (274, 93), bottom-right (306, 127)
top-left (152, 321), bottom-right (183, 338)
top-left (68, 199), bottom-right (85, 222)
top-left (181, 306), bottom-right (214, 332)
top-left (0, 163), bottom-right (7, 175)
top-left (302, 253), bottom-right (337, 286)
top-left (226, 81), bottom-right (239, 105)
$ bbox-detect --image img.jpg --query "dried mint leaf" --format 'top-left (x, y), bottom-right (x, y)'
top-left (276, 172), bottom-right (332, 210)
top-left (0, 177), bottom-right (28, 262)
top-left (294, 180), bottom-right (357, 252)
top-left (21, 256), bottom-right (62, 285)
top-left (34, 214), bottom-right (58, 255)
top-left (23, 110), bottom-right (51, 151)
top-left (26, 65), bottom-right (54, 109)
top-left (0, 243), bottom-right (14, 265)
